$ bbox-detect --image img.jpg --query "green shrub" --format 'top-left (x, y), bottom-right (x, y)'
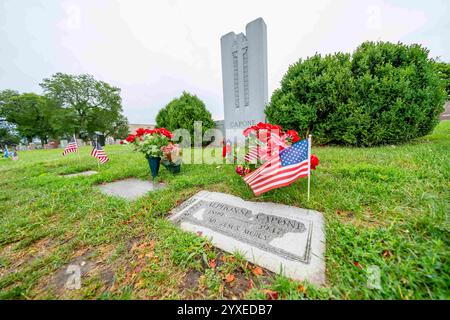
top-left (156, 91), bottom-right (214, 144)
top-left (265, 41), bottom-right (446, 146)
top-left (434, 61), bottom-right (450, 98)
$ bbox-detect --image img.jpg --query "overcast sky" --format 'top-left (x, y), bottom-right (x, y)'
top-left (0, 0), bottom-right (449, 124)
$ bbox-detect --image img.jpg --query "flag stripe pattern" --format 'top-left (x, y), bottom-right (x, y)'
top-left (62, 139), bottom-right (78, 156)
top-left (91, 143), bottom-right (109, 164)
top-left (243, 139), bottom-right (309, 196)
top-left (244, 132), bottom-right (287, 163)
top-left (244, 146), bottom-right (268, 162)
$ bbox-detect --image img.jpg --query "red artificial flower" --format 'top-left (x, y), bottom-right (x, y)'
top-left (257, 122), bottom-right (272, 130)
top-left (135, 128), bottom-right (145, 137)
top-left (125, 134), bottom-right (136, 143)
top-left (235, 165), bottom-right (244, 176)
top-left (271, 124), bottom-right (282, 132)
top-left (286, 130), bottom-right (300, 143)
top-left (144, 128), bottom-right (155, 135)
top-left (119, 140), bottom-right (124, 145)
top-left (243, 127), bottom-right (253, 137)
top-left (243, 125), bottom-right (260, 137)
top-left (159, 128), bottom-right (173, 138)
top-left (286, 129), bottom-right (297, 137)
top-left (310, 154), bottom-right (319, 170)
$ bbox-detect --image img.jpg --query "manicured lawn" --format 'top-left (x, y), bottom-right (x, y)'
top-left (0, 122), bottom-right (449, 300)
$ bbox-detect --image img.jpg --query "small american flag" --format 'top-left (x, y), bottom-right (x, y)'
top-left (62, 138), bottom-right (78, 156)
top-left (90, 143), bottom-right (109, 164)
top-left (244, 139), bottom-right (310, 196)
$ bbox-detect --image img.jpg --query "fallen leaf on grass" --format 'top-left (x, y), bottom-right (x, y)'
top-left (263, 289), bottom-right (279, 300)
top-left (135, 279), bottom-right (145, 289)
top-left (252, 266), bottom-right (264, 276)
top-left (336, 210), bottom-right (354, 218)
top-left (297, 283), bottom-right (306, 294)
top-left (147, 239), bottom-right (156, 250)
top-left (354, 261), bottom-right (362, 269)
top-left (225, 274), bottom-right (235, 283)
top-left (122, 218), bottom-right (134, 225)
top-left (247, 279), bottom-right (254, 289)
top-left (209, 259), bottom-right (217, 268)
top-left (382, 249), bottom-right (393, 258)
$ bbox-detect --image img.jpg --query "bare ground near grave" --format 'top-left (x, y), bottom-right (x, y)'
top-left (0, 122), bottom-right (449, 300)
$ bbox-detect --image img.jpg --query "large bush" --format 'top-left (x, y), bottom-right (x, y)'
top-left (265, 42), bottom-right (446, 146)
top-left (156, 91), bottom-right (214, 143)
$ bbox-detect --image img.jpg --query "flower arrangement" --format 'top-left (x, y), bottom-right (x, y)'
top-left (161, 141), bottom-right (182, 174)
top-left (235, 122), bottom-right (319, 176)
top-left (123, 127), bottom-right (173, 158)
top-left (161, 142), bottom-right (181, 163)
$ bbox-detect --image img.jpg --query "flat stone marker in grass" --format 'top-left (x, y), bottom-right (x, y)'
top-left (63, 170), bottom-right (98, 178)
top-left (98, 178), bottom-right (165, 200)
top-left (169, 191), bottom-right (325, 285)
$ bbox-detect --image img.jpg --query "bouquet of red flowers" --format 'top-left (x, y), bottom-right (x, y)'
top-left (122, 127), bottom-right (173, 158)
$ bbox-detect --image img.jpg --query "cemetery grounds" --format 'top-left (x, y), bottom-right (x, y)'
top-left (0, 121), bottom-right (448, 300)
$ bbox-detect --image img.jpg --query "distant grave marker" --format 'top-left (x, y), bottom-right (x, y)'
top-left (169, 191), bottom-right (325, 285)
top-left (62, 170), bottom-right (98, 178)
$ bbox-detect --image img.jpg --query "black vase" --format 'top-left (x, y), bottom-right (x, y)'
top-left (147, 156), bottom-right (161, 179)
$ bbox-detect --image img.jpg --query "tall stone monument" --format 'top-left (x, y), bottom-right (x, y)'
top-left (221, 18), bottom-right (268, 145)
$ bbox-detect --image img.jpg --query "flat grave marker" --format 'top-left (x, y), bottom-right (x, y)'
top-left (98, 178), bottom-right (165, 200)
top-left (169, 191), bottom-right (325, 285)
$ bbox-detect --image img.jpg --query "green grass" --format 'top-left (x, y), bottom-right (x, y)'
top-left (0, 122), bottom-right (449, 300)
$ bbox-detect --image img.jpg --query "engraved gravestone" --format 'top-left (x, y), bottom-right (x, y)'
top-left (169, 191), bottom-right (325, 285)
top-left (221, 18), bottom-right (268, 145)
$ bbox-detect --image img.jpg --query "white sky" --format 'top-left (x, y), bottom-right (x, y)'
top-left (0, 0), bottom-right (449, 123)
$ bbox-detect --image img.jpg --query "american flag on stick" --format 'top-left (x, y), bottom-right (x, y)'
top-left (244, 136), bottom-right (312, 197)
top-left (62, 136), bottom-right (78, 156)
top-left (90, 142), bottom-right (109, 164)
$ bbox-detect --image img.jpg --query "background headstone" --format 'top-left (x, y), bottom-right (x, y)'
top-left (221, 18), bottom-right (268, 145)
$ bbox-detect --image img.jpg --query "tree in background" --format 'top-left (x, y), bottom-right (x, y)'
top-left (0, 92), bottom-right (62, 145)
top-left (434, 61), bottom-right (450, 98)
top-left (0, 122), bottom-right (21, 148)
top-left (156, 92), bottom-right (214, 144)
top-left (265, 41), bottom-right (446, 146)
top-left (0, 90), bottom-right (21, 147)
top-left (103, 114), bottom-right (130, 140)
top-left (40, 73), bottom-right (127, 140)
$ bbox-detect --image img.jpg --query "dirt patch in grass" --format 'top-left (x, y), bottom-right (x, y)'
top-left (0, 238), bottom-right (56, 278)
top-left (32, 244), bottom-right (116, 298)
top-left (336, 208), bottom-right (385, 228)
top-left (179, 251), bottom-right (274, 299)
